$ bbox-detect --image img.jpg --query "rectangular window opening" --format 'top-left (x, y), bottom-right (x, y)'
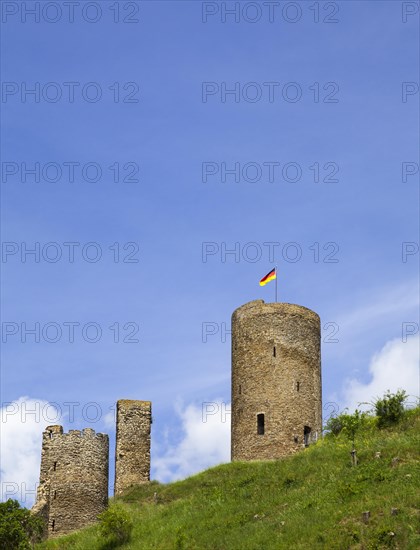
top-left (257, 413), bottom-right (265, 435)
top-left (304, 426), bottom-right (311, 447)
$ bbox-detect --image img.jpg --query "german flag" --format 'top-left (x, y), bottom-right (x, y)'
top-left (259, 268), bottom-right (276, 286)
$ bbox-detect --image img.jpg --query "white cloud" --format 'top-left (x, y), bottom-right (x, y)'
top-left (103, 409), bottom-right (116, 429)
top-left (337, 280), bottom-right (419, 334)
top-left (320, 280), bottom-right (418, 357)
top-left (153, 400), bottom-right (230, 483)
top-left (0, 397), bottom-right (60, 508)
top-left (342, 336), bottom-right (420, 412)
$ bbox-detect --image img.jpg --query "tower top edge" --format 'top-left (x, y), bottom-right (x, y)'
top-left (43, 426), bottom-right (108, 439)
top-left (117, 399), bottom-right (152, 408)
top-left (232, 300), bottom-right (320, 321)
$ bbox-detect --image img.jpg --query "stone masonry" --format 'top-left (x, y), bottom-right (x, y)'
top-left (231, 300), bottom-right (322, 461)
top-left (32, 425), bottom-right (109, 538)
top-left (114, 399), bottom-right (152, 496)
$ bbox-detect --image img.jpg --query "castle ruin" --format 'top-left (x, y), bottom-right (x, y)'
top-left (231, 300), bottom-right (322, 461)
top-left (32, 299), bottom-right (322, 537)
top-left (32, 425), bottom-right (109, 538)
top-left (33, 400), bottom-right (152, 538)
top-left (114, 399), bottom-right (152, 496)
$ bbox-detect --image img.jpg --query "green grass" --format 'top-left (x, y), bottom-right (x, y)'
top-left (38, 409), bottom-right (420, 550)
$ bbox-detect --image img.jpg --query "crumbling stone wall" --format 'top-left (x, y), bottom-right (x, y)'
top-left (32, 425), bottom-right (109, 538)
top-left (231, 300), bottom-right (322, 461)
top-left (114, 400), bottom-right (151, 496)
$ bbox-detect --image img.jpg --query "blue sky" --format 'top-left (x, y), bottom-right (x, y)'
top-left (1, 0), bottom-right (419, 504)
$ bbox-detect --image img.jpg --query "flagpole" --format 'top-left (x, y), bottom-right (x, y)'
top-left (275, 266), bottom-right (278, 303)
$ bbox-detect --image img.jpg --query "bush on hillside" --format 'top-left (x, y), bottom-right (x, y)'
top-left (98, 504), bottom-right (133, 548)
top-left (0, 499), bottom-right (45, 549)
top-left (374, 389), bottom-right (407, 428)
top-left (325, 390), bottom-right (412, 438)
top-left (324, 409), bottom-right (368, 444)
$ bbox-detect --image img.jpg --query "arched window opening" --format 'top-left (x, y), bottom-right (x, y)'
top-left (257, 413), bottom-right (265, 435)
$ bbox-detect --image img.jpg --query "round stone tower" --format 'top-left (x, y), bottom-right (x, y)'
top-left (33, 425), bottom-right (109, 538)
top-left (231, 300), bottom-right (322, 461)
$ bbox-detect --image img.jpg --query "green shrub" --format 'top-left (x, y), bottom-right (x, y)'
top-left (0, 499), bottom-right (44, 549)
top-left (375, 390), bottom-right (407, 428)
top-left (98, 504), bottom-right (133, 547)
top-left (324, 415), bottom-right (344, 435)
top-left (324, 409), bottom-right (368, 444)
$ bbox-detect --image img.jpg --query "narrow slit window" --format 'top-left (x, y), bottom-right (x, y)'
top-left (51, 519), bottom-right (55, 532)
top-left (304, 426), bottom-right (311, 447)
top-left (257, 413), bottom-right (265, 435)
top-left (53, 462), bottom-right (57, 471)
top-left (273, 346), bottom-right (276, 357)
top-left (53, 491), bottom-right (57, 500)
top-left (239, 384), bottom-right (242, 395)
top-left (296, 381), bottom-right (300, 391)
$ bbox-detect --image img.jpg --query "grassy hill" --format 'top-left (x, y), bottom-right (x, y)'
top-left (38, 409), bottom-right (419, 550)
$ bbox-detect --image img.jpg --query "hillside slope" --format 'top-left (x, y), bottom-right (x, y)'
top-left (39, 410), bottom-right (419, 550)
